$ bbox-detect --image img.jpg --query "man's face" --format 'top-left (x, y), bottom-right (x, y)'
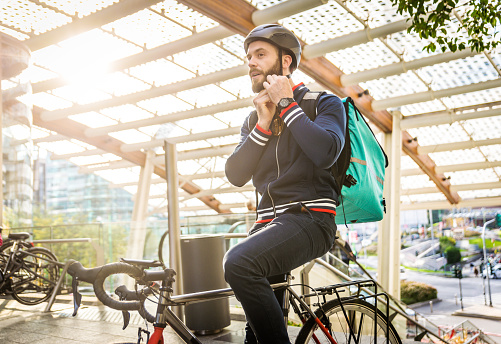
top-left (247, 40), bottom-right (282, 93)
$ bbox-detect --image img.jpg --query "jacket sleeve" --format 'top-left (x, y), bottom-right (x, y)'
top-left (279, 94), bottom-right (346, 169)
top-left (225, 114), bottom-right (273, 187)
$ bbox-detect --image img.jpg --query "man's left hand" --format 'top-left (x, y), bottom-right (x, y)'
top-left (263, 75), bottom-right (293, 105)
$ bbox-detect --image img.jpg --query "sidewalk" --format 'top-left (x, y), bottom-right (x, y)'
top-left (452, 304), bottom-right (501, 321)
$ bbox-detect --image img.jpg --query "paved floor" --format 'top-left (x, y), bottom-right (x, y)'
top-left (0, 296), bottom-right (304, 343)
top-left (2, 294), bottom-right (501, 343)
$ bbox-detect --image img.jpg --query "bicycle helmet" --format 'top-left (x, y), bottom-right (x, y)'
top-left (244, 24), bottom-right (301, 71)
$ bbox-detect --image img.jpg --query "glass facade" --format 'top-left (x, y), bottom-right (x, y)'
top-left (35, 157), bottom-right (135, 223)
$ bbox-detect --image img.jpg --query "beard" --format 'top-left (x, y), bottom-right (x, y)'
top-left (250, 59), bottom-right (282, 93)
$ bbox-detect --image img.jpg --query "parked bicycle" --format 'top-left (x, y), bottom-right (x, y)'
top-left (67, 258), bottom-right (401, 344)
top-left (0, 231), bottom-right (60, 305)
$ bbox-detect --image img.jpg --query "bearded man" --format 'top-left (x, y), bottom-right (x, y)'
top-left (223, 24), bottom-right (346, 344)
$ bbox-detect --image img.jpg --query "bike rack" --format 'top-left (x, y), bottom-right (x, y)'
top-left (44, 260), bottom-right (73, 312)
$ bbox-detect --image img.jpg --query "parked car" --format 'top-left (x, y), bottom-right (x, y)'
top-left (482, 263), bottom-right (501, 279)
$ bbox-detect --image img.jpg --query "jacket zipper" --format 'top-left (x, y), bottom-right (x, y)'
top-left (266, 135), bottom-right (281, 218)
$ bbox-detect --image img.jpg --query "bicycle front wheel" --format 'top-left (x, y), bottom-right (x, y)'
top-left (295, 298), bottom-right (401, 344)
top-left (11, 247), bottom-right (59, 305)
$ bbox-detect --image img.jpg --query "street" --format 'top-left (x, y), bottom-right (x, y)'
top-left (355, 257), bottom-right (501, 342)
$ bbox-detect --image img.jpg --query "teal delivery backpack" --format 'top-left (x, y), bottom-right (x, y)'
top-left (299, 93), bottom-right (388, 225)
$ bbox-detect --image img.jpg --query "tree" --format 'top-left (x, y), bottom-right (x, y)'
top-left (391, 0), bottom-right (501, 53)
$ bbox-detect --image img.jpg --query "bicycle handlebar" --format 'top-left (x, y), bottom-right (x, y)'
top-left (67, 260), bottom-right (176, 313)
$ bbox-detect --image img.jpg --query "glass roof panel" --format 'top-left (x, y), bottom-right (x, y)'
top-left (104, 8), bottom-right (192, 49)
top-left (401, 155), bottom-right (420, 170)
top-left (51, 84), bottom-right (111, 105)
top-left (21, 65), bottom-right (59, 84)
top-left (406, 193), bottom-right (447, 203)
top-left (177, 84), bottom-right (237, 108)
top-left (281, 2), bottom-right (363, 45)
top-left (0, 25), bottom-right (29, 40)
top-left (479, 145), bottom-right (501, 161)
top-left (360, 71), bottom-right (429, 100)
top-left (464, 117), bottom-right (501, 140)
top-left (326, 40), bottom-right (400, 74)
top-left (128, 59), bottom-right (195, 86)
top-left (418, 55), bottom-right (499, 91)
top-left (109, 130), bottom-right (152, 144)
top-left (213, 107), bottom-right (253, 127)
top-left (446, 169), bottom-right (499, 185)
top-left (69, 155), bottom-right (119, 166)
top-left (429, 149), bottom-right (487, 165)
top-left (458, 189), bottom-right (501, 199)
top-left (31, 93), bottom-right (73, 110)
top-left (151, 0), bottom-right (219, 32)
top-left (42, 0), bottom-right (118, 16)
top-left (406, 122), bottom-right (471, 146)
top-left (1, 0), bottom-right (71, 35)
top-left (173, 44), bottom-right (243, 75)
top-left (138, 94), bottom-right (193, 115)
top-left (69, 111), bottom-right (117, 128)
top-left (95, 72), bottom-right (151, 97)
top-left (37, 140), bottom-right (87, 155)
top-left (401, 175), bottom-right (436, 189)
top-left (443, 87), bottom-right (501, 109)
top-left (400, 99), bottom-right (447, 116)
top-left (100, 104), bottom-right (153, 123)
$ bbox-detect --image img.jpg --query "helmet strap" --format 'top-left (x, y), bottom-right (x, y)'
top-left (278, 48), bottom-right (283, 76)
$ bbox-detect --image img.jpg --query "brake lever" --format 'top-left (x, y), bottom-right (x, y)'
top-left (122, 310), bottom-right (131, 330)
top-left (116, 288), bottom-right (131, 330)
top-left (71, 277), bottom-right (82, 316)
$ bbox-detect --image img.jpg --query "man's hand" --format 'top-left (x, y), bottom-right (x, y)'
top-left (263, 75), bottom-right (293, 105)
top-left (253, 90), bottom-right (275, 131)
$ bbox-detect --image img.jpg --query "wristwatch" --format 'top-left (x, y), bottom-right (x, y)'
top-left (277, 97), bottom-right (295, 112)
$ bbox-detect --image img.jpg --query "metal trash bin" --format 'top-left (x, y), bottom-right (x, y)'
top-left (180, 234), bottom-right (230, 334)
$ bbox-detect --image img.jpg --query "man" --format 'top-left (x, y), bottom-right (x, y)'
top-left (223, 24), bottom-right (346, 344)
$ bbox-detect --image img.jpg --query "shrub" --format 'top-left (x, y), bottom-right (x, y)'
top-left (439, 236), bottom-right (456, 253)
top-left (401, 280), bottom-right (437, 305)
top-left (445, 246), bottom-right (461, 264)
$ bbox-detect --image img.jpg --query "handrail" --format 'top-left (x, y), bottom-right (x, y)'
top-left (33, 238), bottom-right (105, 266)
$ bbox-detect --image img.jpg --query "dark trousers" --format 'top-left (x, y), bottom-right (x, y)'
top-left (223, 211), bottom-right (336, 344)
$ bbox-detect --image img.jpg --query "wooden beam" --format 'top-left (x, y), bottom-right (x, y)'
top-left (32, 106), bottom-right (231, 213)
top-left (179, 0), bottom-right (460, 204)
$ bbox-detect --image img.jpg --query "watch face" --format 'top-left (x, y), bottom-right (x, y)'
top-left (279, 98), bottom-right (292, 108)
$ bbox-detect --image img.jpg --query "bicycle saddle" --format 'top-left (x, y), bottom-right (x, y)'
top-left (8, 232), bottom-right (30, 240)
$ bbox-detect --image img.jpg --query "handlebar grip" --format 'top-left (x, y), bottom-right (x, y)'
top-left (93, 262), bottom-right (143, 311)
top-left (114, 285), bottom-right (157, 323)
top-left (115, 285), bottom-right (154, 301)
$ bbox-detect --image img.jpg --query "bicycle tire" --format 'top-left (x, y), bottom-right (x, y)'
top-left (295, 297), bottom-right (402, 344)
top-left (158, 229), bottom-right (169, 267)
top-left (11, 247), bottom-right (59, 305)
top-left (0, 240), bottom-right (33, 276)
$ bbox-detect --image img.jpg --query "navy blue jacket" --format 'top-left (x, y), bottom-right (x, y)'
top-left (225, 83), bottom-right (346, 223)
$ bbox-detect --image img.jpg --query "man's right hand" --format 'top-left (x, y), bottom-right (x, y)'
top-left (253, 90), bottom-right (276, 131)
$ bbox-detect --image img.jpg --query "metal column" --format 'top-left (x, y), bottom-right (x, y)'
top-left (164, 141), bottom-right (184, 320)
top-left (388, 112), bottom-right (402, 299)
top-left (0, 36), bottom-right (3, 227)
top-left (377, 132), bottom-right (392, 291)
top-left (126, 149), bottom-right (155, 260)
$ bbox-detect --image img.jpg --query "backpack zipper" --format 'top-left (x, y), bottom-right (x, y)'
top-left (266, 135), bottom-right (281, 218)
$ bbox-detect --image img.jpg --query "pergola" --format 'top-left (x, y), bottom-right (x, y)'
top-left (1, 0), bottom-right (501, 295)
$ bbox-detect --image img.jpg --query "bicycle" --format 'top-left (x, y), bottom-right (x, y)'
top-left (67, 257), bottom-right (402, 344)
top-left (0, 231), bottom-right (60, 305)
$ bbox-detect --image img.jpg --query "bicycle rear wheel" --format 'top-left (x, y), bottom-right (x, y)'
top-left (295, 298), bottom-right (401, 344)
top-left (11, 247), bottom-right (59, 305)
